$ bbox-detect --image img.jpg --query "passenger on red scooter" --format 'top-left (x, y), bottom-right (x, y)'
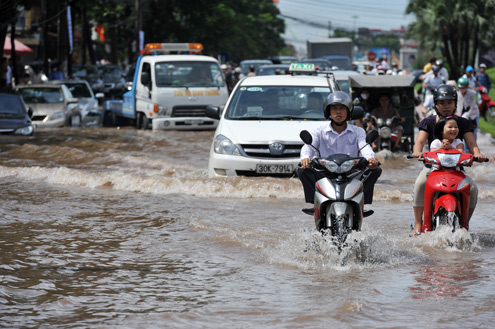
top-left (429, 116), bottom-right (464, 171)
top-left (297, 91), bottom-right (381, 215)
top-left (369, 93), bottom-right (405, 151)
top-left (411, 84), bottom-right (488, 235)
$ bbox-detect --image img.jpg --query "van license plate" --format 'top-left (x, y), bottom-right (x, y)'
top-left (256, 164), bottom-right (294, 174)
top-left (185, 119), bottom-right (204, 125)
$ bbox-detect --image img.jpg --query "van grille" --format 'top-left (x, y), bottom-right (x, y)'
top-left (172, 106), bottom-right (207, 117)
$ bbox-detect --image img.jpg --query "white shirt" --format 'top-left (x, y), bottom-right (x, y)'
top-left (300, 122), bottom-right (375, 160)
top-left (424, 73), bottom-right (444, 95)
top-left (457, 89), bottom-right (479, 120)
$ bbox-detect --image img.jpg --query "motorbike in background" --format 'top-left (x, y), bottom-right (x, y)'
top-left (368, 115), bottom-right (401, 151)
top-left (299, 129), bottom-right (379, 249)
top-left (414, 149), bottom-right (487, 233)
top-left (478, 86), bottom-right (495, 120)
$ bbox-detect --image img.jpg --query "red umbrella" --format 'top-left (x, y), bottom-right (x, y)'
top-left (3, 36), bottom-right (34, 56)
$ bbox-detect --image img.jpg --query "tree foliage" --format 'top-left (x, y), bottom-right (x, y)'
top-left (406, 0), bottom-right (495, 79)
top-left (141, 0), bottom-right (285, 64)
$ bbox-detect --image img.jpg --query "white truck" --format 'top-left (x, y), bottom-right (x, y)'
top-left (103, 43), bottom-right (229, 130)
top-left (306, 38), bottom-right (353, 70)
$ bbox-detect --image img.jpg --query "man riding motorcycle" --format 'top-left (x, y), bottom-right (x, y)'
top-left (297, 91), bottom-right (381, 215)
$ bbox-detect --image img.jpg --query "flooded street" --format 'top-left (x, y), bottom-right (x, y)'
top-left (2, 127), bottom-right (495, 328)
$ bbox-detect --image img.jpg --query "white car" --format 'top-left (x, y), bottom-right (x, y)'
top-left (206, 64), bottom-right (341, 177)
top-left (49, 80), bottom-right (104, 126)
top-left (331, 70), bottom-right (360, 95)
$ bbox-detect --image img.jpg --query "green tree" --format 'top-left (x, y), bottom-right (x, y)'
top-left (141, 0), bottom-right (285, 64)
top-left (406, 0), bottom-right (495, 80)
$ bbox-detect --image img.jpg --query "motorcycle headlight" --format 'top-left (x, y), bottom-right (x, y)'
top-left (457, 177), bottom-right (470, 191)
top-left (459, 158), bottom-right (472, 166)
top-left (437, 153), bottom-right (461, 167)
top-left (340, 159), bottom-right (357, 173)
top-left (213, 134), bottom-right (241, 155)
top-left (50, 111), bottom-right (65, 121)
top-left (425, 155), bottom-right (439, 165)
top-left (321, 159), bottom-right (339, 172)
top-left (14, 125), bottom-right (34, 135)
top-left (380, 126), bottom-right (392, 138)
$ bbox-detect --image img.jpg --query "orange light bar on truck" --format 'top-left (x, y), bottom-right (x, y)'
top-left (141, 43), bottom-right (203, 55)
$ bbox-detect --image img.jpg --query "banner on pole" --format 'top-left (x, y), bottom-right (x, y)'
top-left (67, 6), bottom-right (73, 54)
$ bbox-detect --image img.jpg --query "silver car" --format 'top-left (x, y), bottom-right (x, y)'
top-left (17, 84), bottom-right (82, 128)
top-left (50, 80), bottom-right (104, 126)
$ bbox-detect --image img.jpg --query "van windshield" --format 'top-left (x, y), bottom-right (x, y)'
top-left (155, 61), bottom-right (225, 88)
top-left (225, 86), bottom-right (331, 120)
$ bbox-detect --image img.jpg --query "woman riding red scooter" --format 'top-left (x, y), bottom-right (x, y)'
top-left (420, 116), bottom-right (487, 232)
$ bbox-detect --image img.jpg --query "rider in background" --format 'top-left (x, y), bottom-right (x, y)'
top-left (423, 65), bottom-right (444, 115)
top-left (369, 93), bottom-right (406, 151)
top-left (411, 84), bottom-right (487, 234)
top-left (457, 77), bottom-right (480, 141)
top-left (462, 66), bottom-right (479, 90)
top-left (476, 63), bottom-right (491, 92)
top-left (297, 91), bottom-right (381, 215)
top-left (435, 59), bottom-right (449, 82)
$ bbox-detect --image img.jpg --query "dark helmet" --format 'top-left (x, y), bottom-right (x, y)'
top-left (324, 91), bottom-right (352, 120)
top-left (433, 84), bottom-right (457, 116)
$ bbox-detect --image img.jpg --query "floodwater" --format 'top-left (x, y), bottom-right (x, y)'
top-left (1, 127), bottom-right (495, 328)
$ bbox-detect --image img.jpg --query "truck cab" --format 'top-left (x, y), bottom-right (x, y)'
top-left (118, 43), bottom-right (229, 130)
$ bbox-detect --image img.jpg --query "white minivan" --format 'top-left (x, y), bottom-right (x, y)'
top-left (205, 64), bottom-right (341, 177)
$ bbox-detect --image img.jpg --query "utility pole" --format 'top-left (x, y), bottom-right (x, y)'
top-left (134, 0), bottom-right (141, 62)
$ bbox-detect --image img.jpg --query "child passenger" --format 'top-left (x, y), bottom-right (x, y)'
top-left (430, 115), bottom-right (464, 154)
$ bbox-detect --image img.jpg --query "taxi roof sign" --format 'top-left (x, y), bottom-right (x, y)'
top-left (289, 63), bottom-right (316, 74)
top-left (141, 43), bottom-right (203, 55)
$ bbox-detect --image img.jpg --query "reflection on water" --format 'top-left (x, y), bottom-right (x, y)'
top-left (1, 128), bottom-right (495, 328)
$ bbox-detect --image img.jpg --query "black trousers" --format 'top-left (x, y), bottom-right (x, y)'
top-left (296, 167), bottom-right (382, 205)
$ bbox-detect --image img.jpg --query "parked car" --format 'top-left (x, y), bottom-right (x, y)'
top-left (99, 65), bottom-right (126, 99)
top-left (72, 64), bottom-right (104, 94)
top-left (257, 64), bottom-right (291, 76)
top-left (205, 63), bottom-right (341, 177)
top-left (17, 84), bottom-right (82, 128)
top-left (48, 80), bottom-right (104, 127)
top-left (239, 59), bottom-right (273, 75)
top-left (0, 91), bottom-right (34, 136)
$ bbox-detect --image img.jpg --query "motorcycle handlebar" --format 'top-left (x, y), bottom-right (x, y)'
top-left (406, 155), bottom-right (488, 163)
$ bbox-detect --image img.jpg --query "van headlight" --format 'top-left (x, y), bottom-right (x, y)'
top-left (158, 105), bottom-right (172, 116)
top-left (213, 134), bottom-right (240, 155)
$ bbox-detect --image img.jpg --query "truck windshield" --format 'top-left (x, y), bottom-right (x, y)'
top-left (225, 86), bottom-right (331, 120)
top-left (155, 61), bottom-right (225, 88)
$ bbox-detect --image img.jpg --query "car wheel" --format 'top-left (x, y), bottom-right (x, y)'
top-left (103, 111), bottom-right (115, 127)
top-left (70, 114), bottom-right (82, 127)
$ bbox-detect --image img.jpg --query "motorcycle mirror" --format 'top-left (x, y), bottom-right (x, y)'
top-left (300, 130), bottom-right (313, 144)
top-left (366, 130), bottom-right (379, 144)
top-left (351, 106), bottom-right (364, 120)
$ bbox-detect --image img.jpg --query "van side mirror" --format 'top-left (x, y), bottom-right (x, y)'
top-left (27, 107), bottom-right (34, 118)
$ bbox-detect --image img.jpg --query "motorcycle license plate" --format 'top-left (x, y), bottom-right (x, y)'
top-left (256, 164), bottom-right (293, 174)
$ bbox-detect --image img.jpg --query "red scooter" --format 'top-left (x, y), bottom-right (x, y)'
top-left (420, 149), bottom-right (487, 233)
top-left (478, 86), bottom-right (495, 120)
